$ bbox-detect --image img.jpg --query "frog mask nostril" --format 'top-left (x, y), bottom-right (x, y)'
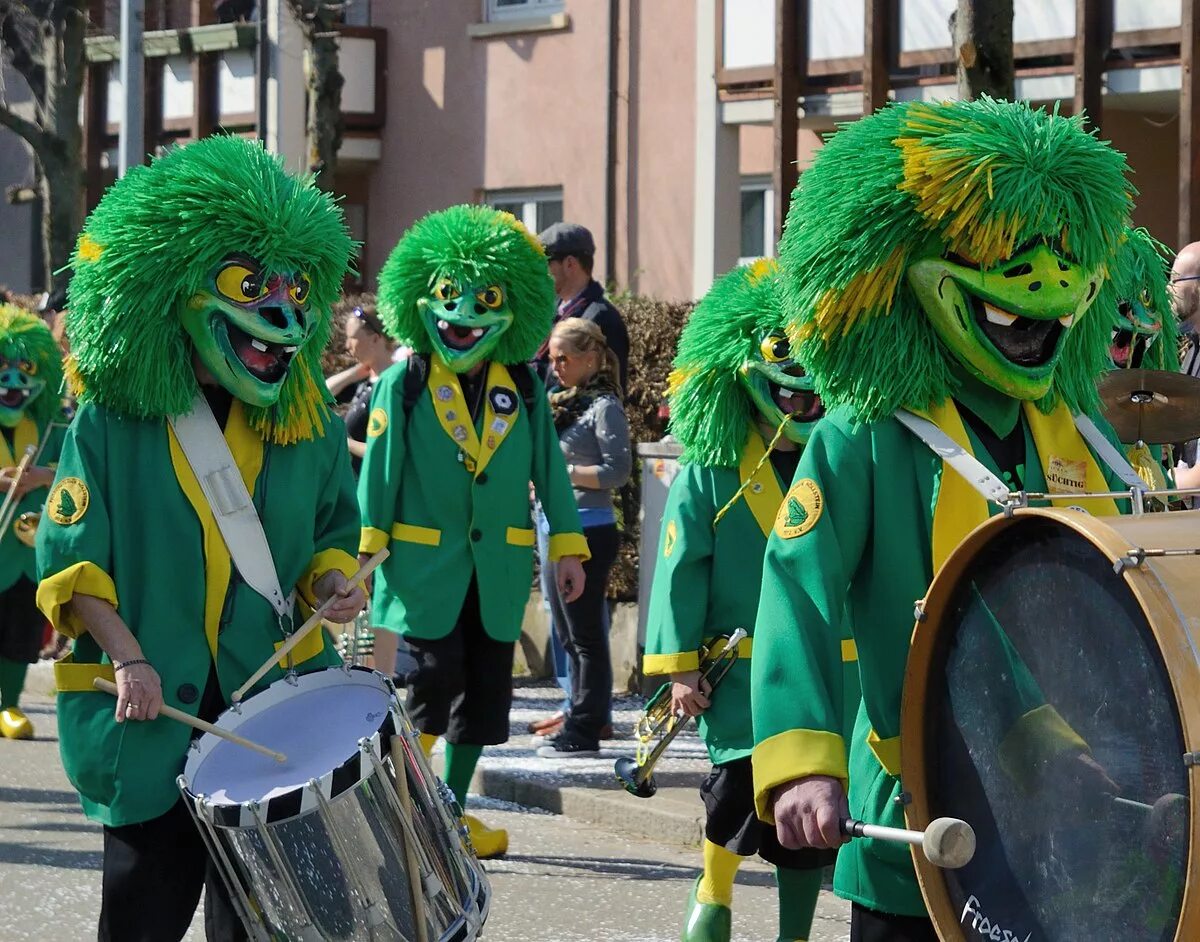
top-left (474, 302), bottom-right (487, 315)
top-left (260, 306), bottom-right (288, 330)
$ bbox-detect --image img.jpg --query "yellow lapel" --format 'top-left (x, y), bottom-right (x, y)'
top-left (428, 355), bottom-right (482, 470)
top-left (918, 397), bottom-right (1121, 574)
top-left (737, 428), bottom-right (785, 540)
top-left (167, 400), bottom-right (266, 657)
top-left (1023, 400), bottom-right (1120, 517)
top-left (0, 415), bottom-right (39, 468)
top-left (475, 361), bottom-right (519, 477)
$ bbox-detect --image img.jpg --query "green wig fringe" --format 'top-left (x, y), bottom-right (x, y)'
top-left (669, 260), bottom-right (785, 467)
top-left (1109, 227), bottom-right (1179, 371)
top-left (376, 205), bottom-right (555, 365)
top-left (0, 305), bottom-right (64, 430)
top-left (779, 97), bottom-right (1135, 423)
top-left (67, 135), bottom-right (355, 444)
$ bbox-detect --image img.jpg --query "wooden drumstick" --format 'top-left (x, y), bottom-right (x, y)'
top-left (389, 737), bottom-right (431, 942)
top-left (841, 816), bottom-right (976, 869)
top-left (92, 677), bottom-right (287, 764)
top-left (231, 547), bottom-right (389, 703)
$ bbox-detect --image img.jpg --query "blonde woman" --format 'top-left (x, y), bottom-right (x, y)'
top-left (537, 317), bottom-right (632, 757)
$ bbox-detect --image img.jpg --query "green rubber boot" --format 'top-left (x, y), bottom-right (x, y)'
top-left (682, 875), bottom-right (732, 942)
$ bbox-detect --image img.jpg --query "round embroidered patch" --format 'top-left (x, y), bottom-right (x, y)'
top-left (48, 477), bottom-right (89, 525)
top-left (774, 478), bottom-right (823, 539)
top-left (367, 408), bottom-right (388, 438)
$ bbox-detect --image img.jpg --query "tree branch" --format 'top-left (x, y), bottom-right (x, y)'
top-left (0, 7), bottom-right (47, 104)
top-left (0, 96), bottom-right (49, 156)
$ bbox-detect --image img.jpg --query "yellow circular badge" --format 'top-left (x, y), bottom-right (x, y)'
top-left (367, 408), bottom-right (388, 438)
top-left (48, 477), bottom-right (89, 526)
top-left (774, 478), bottom-right (823, 539)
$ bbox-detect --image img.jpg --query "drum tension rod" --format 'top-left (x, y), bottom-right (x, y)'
top-left (1115, 546), bottom-right (1200, 574)
top-left (913, 600), bottom-right (926, 622)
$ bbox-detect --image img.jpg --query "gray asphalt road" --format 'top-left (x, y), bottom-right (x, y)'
top-left (0, 693), bottom-right (851, 941)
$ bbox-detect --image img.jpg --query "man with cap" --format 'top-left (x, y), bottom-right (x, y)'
top-left (535, 222), bottom-right (629, 392)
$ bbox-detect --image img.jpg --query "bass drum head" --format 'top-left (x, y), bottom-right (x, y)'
top-left (905, 512), bottom-right (1190, 942)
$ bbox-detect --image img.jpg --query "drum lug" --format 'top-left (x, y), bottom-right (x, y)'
top-left (284, 669), bottom-right (299, 687)
top-left (913, 600), bottom-right (926, 623)
top-left (1113, 547), bottom-right (1146, 574)
top-left (894, 791), bottom-right (912, 806)
top-left (1184, 752), bottom-right (1200, 769)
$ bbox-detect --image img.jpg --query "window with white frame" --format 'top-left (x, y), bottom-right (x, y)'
top-left (739, 176), bottom-right (776, 265)
top-left (487, 0), bottom-right (564, 21)
top-left (486, 187), bottom-right (564, 235)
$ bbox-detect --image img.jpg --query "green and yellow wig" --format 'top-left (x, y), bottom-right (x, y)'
top-left (779, 97), bottom-right (1134, 422)
top-left (0, 305), bottom-right (63, 429)
top-left (66, 135), bottom-right (355, 444)
top-left (1108, 227), bottom-right (1178, 372)
top-left (376, 204), bottom-right (555, 366)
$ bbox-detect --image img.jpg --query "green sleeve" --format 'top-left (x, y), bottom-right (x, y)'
top-left (356, 364), bottom-right (408, 554)
top-left (643, 464), bottom-right (714, 675)
top-left (526, 370), bottom-right (586, 560)
top-left (750, 420), bottom-right (871, 818)
top-left (35, 403), bottom-right (119, 638)
top-left (297, 414), bottom-right (362, 605)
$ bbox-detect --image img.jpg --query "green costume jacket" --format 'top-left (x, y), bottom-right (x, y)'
top-left (1, 414), bottom-right (67, 592)
top-left (644, 429), bottom-right (859, 765)
top-left (37, 399), bottom-right (359, 827)
top-left (750, 388), bottom-right (1129, 917)
top-left (358, 354), bottom-right (588, 642)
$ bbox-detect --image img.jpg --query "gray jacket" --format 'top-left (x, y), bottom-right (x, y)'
top-left (557, 393), bottom-right (632, 514)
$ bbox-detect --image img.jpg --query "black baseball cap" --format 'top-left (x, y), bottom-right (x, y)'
top-left (539, 222), bottom-right (595, 260)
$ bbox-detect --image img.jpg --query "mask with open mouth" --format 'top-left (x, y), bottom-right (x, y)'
top-left (1106, 227), bottom-right (1178, 373)
top-left (0, 358), bottom-right (45, 428)
top-left (739, 332), bottom-right (824, 445)
top-left (182, 254), bottom-right (312, 407)
top-left (417, 277), bottom-right (514, 374)
top-left (908, 240), bottom-right (1101, 401)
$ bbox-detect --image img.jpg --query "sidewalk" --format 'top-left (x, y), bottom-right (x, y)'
top-left (463, 681), bottom-right (714, 848)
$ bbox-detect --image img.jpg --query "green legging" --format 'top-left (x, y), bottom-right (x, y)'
top-left (776, 865), bottom-right (824, 941)
top-left (0, 657), bottom-right (29, 710)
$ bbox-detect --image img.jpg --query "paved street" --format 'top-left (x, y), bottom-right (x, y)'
top-left (1, 689), bottom-right (850, 941)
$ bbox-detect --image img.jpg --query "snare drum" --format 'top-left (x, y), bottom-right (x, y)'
top-left (902, 507), bottom-right (1199, 942)
top-left (178, 666), bottom-right (489, 942)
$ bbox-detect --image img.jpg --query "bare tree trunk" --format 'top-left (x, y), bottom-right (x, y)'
top-left (286, 0), bottom-right (343, 193)
top-left (951, 0), bottom-right (1014, 100)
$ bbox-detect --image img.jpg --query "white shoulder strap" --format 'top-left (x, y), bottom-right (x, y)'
top-left (895, 410), bottom-right (1012, 505)
top-left (1071, 412), bottom-right (1146, 491)
top-left (168, 396), bottom-right (291, 618)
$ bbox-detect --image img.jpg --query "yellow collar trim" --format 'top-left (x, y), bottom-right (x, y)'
top-left (427, 355), bottom-right (518, 477)
top-left (738, 428), bottom-right (785, 540)
top-left (0, 415), bottom-right (39, 468)
top-left (166, 400), bottom-right (265, 657)
top-left (919, 398), bottom-right (1119, 573)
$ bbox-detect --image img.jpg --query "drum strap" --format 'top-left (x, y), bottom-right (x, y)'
top-left (169, 395), bottom-right (292, 620)
top-left (1071, 413), bottom-right (1147, 492)
top-left (895, 410), bottom-right (1011, 504)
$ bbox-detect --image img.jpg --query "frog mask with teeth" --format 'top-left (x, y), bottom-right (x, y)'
top-left (776, 96), bottom-right (1134, 421)
top-left (0, 305), bottom-right (62, 431)
top-left (378, 205), bottom-right (555, 374)
top-left (1106, 227), bottom-right (1178, 372)
top-left (65, 135), bottom-right (353, 444)
top-left (669, 259), bottom-right (824, 467)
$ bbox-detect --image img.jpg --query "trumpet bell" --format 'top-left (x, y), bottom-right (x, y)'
top-left (14, 511), bottom-right (38, 548)
top-left (614, 756), bottom-right (657, 799)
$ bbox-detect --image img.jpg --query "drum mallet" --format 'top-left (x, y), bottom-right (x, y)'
top-left (232, 547), bottom-right (389, 703)
top-left (841, 816), bottom-right (976, 869)
top-left (92, 677), bottom-right (288, 764)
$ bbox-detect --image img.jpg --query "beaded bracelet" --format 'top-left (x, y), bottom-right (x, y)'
top-left (114, 658), bottom-right (150, 672)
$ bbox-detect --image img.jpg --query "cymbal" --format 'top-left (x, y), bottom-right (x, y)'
top-left (1097, 369), bottom-right (1200, 444)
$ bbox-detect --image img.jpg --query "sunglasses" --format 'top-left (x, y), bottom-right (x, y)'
top-left (1171, 275), bottom-right (1200, 284)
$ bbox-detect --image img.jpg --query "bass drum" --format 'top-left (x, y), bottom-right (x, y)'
top-left (901, 507), bottom-right (1199, 942)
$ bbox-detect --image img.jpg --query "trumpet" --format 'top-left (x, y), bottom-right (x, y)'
top-left (615, 627), bottom-right (748, 799)
top-left (0, 445), bottom-right (35, 548)
top-left (0, 422), bottom-right (67, 549)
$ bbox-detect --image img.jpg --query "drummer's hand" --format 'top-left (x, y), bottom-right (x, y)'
top-left (771, 775), bottom-right (849, 850)
top-left (114, 660), bottom-right (163, 723)
top-left (0, 465), bottom-right (41, 498)
top-left (314, 569), bottom-right (367, 625)
top-left (556, 555), bottom-right (586, 603)
top-left (669, 670), bottom-right (711, 717)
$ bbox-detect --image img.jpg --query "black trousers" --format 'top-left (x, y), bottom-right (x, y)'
top-left (851, 903), bottom-right (938, 942)
top-left (100, 799), bottom-right (247, 942)
top-left (546, 523), bottom-right (620, 744)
